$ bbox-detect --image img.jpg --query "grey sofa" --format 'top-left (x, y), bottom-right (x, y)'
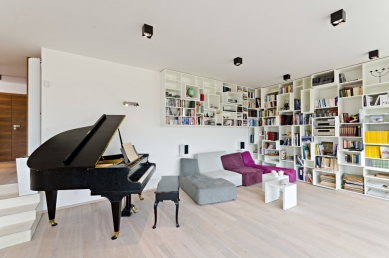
top-left (180, 158), bottom-right (236, 205)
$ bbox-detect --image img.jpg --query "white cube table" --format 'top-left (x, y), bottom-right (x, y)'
top-left (262, 173), bottom-right (289, 192)
top-left (265, 179), bottom-right (297, 210)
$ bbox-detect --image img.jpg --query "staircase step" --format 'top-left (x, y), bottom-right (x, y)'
top-left (0, 184), bottom-right (19, 201)
top-left (0, 193), bottom-right (40, 217)
top-left (0, 230), bottom-right (32, 250)
top-left (0, 210), bottom-right (36, 237)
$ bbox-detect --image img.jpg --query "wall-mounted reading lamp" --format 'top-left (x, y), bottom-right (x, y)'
top-left (123, 101), bottom-right (139, 108)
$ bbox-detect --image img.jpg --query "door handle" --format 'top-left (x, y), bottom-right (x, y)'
top-left (13, 125), bottom-right (20, 130)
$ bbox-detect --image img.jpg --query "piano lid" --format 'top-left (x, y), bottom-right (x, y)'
top-left (27, 115), bottom-right (125, 170)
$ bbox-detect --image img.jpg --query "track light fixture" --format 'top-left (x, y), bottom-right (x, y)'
top-left (234, 57), bottom-right (242, 66)
top-left (283, 74), bottom-right (291, 81)
top-left (123, 101), bottom-right (139, 108)
top-left (331, 9), bottom-right (346, 26)
top-left (142, 24), bottom-right (153, 38)
top-left (369, 50), bottom-right (379, 60)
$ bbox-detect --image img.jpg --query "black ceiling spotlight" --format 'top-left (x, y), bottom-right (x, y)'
top-left (331, 9), bottom-right (346, 26)
top-left (234, 57), bottom-right (242, 66)
top-left (0, 75), bottom-right (2, 80)
top-left (283, 74), bottom-right (291, 81)
top-left (142, 24), bottom-right (153, 38)
top-left (369, 50), bottom-right (379, 60)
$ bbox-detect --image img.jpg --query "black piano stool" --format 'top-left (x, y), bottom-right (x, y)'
top-left (153, 176), bottom-right (180, 229)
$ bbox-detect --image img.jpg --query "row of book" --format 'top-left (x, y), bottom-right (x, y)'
top-left (314, 97), bottom-right (338, 109)
top-left (279, 85), bottom-right (293, 94)
top-left (365, 158), bottom-right (389, 169)
top-left (301, 168), bottom-right (313, 183)
top-left (179, 117), bottom-right (196, 125)
top-left (247, 91), bottom-right (255, 98)
top-left (339, 86), bottom-right (363, 98)
top-left (342, 140), bottom-right (363, 150)
top-left (264, 94), bottom-right (277, 102)
top-left (165, 107), bottom-right (181, 116)
top-left (248, 110), bottom-right (259, 117)
top-left (247, 101), bottom-right (256, 108)
top-left (280, 115), bottom-right (293, 125)
top-left (294, 133), bottom-right (300, 146)
top-left (339, 126), bottom-right (362, 136)
top-left (263, 118), bottom-right (277, 125)
top-left (296, 155), bottom-right (304, 166)
top-left (319, 174), bottom-right (336, 188)
top-left (342, 174), bottom-right (364, 194)
top-left (263, 101), bottom-right (277, 108)
top-left (262, 109), bottom-right (278, 117)
top-left (365, 146), bottom-right (389, 159)
top-left (248, 119), bottom-right (258, 126)
top-left (339, 112), bottom-right (359, 123)
top-left (315, 142), bottom-right (338, 156)
top-left (302, 145), bottom-right (311, 160)
top-left (315, 157), bottom-right (339, 172)
top-left (343, 153), bottom-right (360, 164)
top-left (364, 93), bottom-right (389, 107)
top-left (364, 131), bottom-right (389, 144)
top-left (265, 131), bottom-right (279, 141)
top-left (166, 98), bottom-right (182, 107)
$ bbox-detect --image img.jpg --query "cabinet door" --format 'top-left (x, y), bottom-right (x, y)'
top-left (0, 93), bottom-right (12, 161)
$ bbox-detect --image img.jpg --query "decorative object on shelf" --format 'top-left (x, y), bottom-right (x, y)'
top-left (239, 142), bottom-right (245, 150)
top-left (179, 144), bottom-right (189, 156)
top-left (280, 100), bottom-right (290, 111)
top-left (200, 93), bottom-right (204, 101)
top-left (369, 49), bottom-right (379, 60)
top-left (280, 150), bottom-right (286, 160)
top-left (142, 24), bottom-right (153, 38)
top-left (283, 74), bottom-right (291, 81)
top-left (234, 57), bottom-right (242, 66)
top-left (331, 9), bottom-right (346, 26)
top-left (312, 75), bottom-right (335, 86)
top-left (186, 88), bottom-right (195, 98)
top-left (339, 73), bottom-right (346, 83)
top-left (369, 68), bottom-right (389, 83)
top-left (123, 101), bottom-right (139, 108)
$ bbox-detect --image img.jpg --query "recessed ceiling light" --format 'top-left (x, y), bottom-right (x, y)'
top-left (283, 74), bottom-right (291, 81)
top-left (369, 50), bottom-right (379, 60)
top-left (331, 9), bottom-right (346, 26)
top-left (142, 24), bottom-right (153, 39)
top-left (234, 57), bottom-right (242, 66)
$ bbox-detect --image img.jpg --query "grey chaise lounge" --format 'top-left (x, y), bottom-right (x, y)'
top-left (179, 158), bottom-right (236, 205)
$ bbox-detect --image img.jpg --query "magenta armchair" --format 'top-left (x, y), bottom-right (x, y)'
top-left (241, 151), bottom-right (296, 182)
top-left (221, 153), bottom-right (264, 186)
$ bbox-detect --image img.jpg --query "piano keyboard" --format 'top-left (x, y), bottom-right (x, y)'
top-left (129, 165), bottom-right (155, 184)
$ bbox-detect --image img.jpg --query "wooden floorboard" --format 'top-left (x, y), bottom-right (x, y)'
top-left (2, 182), bottom-right (389, 257)
top-left (0, 161), bottom-right (17, 185)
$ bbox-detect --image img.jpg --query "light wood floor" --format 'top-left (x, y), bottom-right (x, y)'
top-left (0, 161), bottom-right (17, 185)
top-left (1, 182), bottom-right (389, 257)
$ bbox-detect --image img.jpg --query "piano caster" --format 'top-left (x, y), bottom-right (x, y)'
top-left (138, 194), bottom-right (144, 200)
top-left (131, 206), bottom-right (139, 214)
top-left (49, 219), bottom-right (58, 227)
top-left (111, 231), bottom-right (119, 240)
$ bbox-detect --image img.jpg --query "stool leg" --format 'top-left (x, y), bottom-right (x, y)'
top-left (175, 201), bottom-right (180, 228)
top-left (152, 202), bottom-right (158, 229)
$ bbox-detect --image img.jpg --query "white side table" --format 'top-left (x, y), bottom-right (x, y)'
top-left (265, 180), bottom-right (297, 210)
top-left (261, 174), bottom-right (289, 192)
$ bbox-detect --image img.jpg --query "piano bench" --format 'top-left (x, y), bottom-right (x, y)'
top-left (153, 176), bottom-right (180, 229)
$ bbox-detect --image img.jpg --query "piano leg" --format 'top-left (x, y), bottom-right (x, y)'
top-left (175, 201), bottom-right (180, 228)
top-left (45, 190), bottom-right (58, 226)
top-left (122, 195), bottom-right (138, 216)
top-left (111, 201), bottom-right (122, 240)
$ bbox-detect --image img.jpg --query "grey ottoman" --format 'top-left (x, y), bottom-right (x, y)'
top-left (180, 158), bottom-right (237, 205)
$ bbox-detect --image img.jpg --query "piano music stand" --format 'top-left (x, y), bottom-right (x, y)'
top-left (153, 176), bottom-right (180, 229)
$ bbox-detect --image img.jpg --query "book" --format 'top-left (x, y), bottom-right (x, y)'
top-left (380, 147), bottom-right (389, 159)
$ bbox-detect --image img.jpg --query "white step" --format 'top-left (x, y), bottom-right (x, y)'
top-left (0, 184), bottom-right (19, 201)
top-left (0, 192), bottom-right (43, 250)
top-left (0, 193), bottom-right (40, 217)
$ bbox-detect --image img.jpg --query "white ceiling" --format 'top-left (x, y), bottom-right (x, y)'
top-left (0, 0), bottom-right (388, 87)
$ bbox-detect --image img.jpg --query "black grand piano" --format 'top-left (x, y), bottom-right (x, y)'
top-left (27, 114), bottom-right (156, 240)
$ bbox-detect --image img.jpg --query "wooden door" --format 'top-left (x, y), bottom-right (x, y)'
top-left (0, 93), bottom-right (27, 162)
top-left (0, 93), bottom-right (12, 161)
top-left (11, 94), bottom-right (27, 160)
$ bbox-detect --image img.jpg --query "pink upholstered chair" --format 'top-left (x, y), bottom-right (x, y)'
top-left (241, 151), bottom-right (296, 182)
top-left (220, 153), bottom-right (264, 186)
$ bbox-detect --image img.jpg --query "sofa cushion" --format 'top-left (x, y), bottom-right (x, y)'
top-left (203, 170), bottom-right (242, 186)
top-left (221, 153), bottom-right (245, 170)
top-left (241, 151), bottom-right (256, 166)
top-left (195, 151), bottom-right (226, 174)
top-left (232, 166), bottom-right (263, 174)
top-left (180, 158), bottom-right (201, 177)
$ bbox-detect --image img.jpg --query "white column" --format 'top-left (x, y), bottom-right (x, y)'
top-left (28, 57), bottom-right (41, 155)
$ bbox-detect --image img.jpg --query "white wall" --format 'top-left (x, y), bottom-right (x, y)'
top-left (0, 81), bottom-right (26, 94)
top-left (41, 48), bottom-right (248, 208)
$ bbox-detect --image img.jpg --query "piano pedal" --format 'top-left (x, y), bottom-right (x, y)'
top-left (138, 194), bottom-right (144, 200)
top-left (49, 219), bottom-right (58, 227)
top-left (131, 206), bottom-right (139, 214)
top-left (111, 231), bottom-right (119, 240)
